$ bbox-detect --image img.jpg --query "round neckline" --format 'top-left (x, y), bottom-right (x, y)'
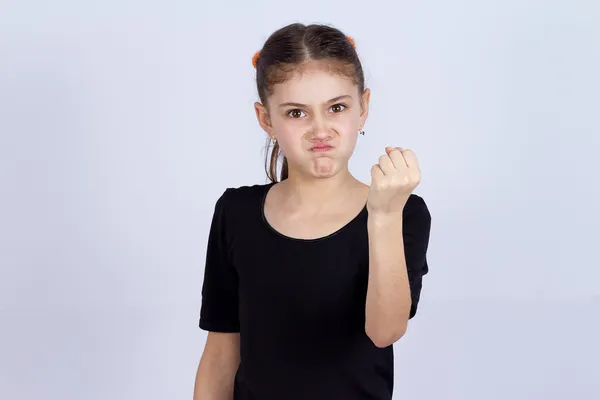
top-left (259, 182), bottom-right (368, 243)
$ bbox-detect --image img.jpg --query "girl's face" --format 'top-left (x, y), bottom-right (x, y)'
top-left (255, 65), bottom-right (370, 179)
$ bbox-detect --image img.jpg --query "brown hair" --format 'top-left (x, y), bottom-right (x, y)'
top-left (253, 23), bottom-right (365, 182)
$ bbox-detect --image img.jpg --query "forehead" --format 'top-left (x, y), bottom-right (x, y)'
top-left (269, 62), bottom-right (358, 104)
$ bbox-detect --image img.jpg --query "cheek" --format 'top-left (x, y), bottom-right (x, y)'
top-left (272, 121), bottom-right (303, 154)
top-left (339, 132), bottom-right (358, 156)
top-left (339, 118), bottom-right (359, 136)
top-left (338, 119), bottom-right (359, 146)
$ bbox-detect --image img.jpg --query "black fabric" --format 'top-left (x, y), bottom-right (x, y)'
top-left (199, 183), bottom-right (431, 400)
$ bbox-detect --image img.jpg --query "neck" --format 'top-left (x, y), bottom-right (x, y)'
top-left (279, 168), bottom-right (362, 209)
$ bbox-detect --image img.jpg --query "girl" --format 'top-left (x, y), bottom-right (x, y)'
top-left (193, 22), bottom-right (431, 400)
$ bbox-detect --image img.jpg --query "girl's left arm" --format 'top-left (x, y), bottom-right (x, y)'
top-left (364, 147), bottom-right (431, 348)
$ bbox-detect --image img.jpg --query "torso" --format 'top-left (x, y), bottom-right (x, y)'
top-left (200, 182), bottom-right (429, 400)
top-left (222, 183), bottom-right (395, 400)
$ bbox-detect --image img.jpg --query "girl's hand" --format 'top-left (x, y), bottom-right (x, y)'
top-left (367, 147), bottom-right (421, 215)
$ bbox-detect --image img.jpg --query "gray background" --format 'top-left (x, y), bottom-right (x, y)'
top-left (1, 0), bottom-right (599, 399)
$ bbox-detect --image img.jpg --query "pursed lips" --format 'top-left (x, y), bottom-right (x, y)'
top-left (310, 144), bottom-right (333, 152)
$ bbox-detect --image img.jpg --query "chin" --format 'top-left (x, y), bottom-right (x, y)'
top-left (311, 164), bottom-right (342, 179)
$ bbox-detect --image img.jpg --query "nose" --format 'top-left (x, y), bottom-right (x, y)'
top-left (308, 117), bottom-right (332, 142)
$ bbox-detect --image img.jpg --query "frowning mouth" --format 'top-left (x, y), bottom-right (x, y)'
top-left (310, 144), bottom-right (333, 152)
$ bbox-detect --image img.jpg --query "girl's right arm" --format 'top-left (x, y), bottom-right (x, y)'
top-left (193, 332), bottom-right (240, 400)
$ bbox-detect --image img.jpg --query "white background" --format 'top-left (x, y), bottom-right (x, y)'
top-left (1, 0), bottom-right (599, 399)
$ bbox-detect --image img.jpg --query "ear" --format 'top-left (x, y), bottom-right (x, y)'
top-left (254, 102), bottom-right (275, 139)
top-left (359, 88), bottom-right (370, 127)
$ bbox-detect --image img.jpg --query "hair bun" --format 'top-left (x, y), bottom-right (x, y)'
top-left (346, 35), bottom-right (356, 49)
top-left (252, 50), bottom-right (261, 68)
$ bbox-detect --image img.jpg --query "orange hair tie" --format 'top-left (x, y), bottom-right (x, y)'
top-left (346, 35), bottom-right (357, 49)
top-left (252, 50), bottom-right (261, 68)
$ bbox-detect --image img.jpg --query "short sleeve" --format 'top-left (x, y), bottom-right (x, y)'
top-left (199, 189), bottom-right (240, 332)
top-left (403, 195), bottom-right (432, 319)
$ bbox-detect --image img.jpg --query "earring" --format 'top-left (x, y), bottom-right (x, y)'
top-left (359, 127), bottom-right (365, 135)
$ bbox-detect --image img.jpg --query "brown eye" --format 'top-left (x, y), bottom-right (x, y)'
top-left (287, 109), bottom-right (305, 118)
top-left (330, 104), bottom-right (346, 113)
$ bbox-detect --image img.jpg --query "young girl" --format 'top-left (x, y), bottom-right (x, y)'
top-left (193, 23), bottom-right (431, 400)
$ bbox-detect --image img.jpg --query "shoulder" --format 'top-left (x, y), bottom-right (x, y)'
top-left (403, 193), bottom-right (431, 222)
top-left (212, 182), bottom-right (273, 226)
top-left (216, 182), bottom-right (273, 208)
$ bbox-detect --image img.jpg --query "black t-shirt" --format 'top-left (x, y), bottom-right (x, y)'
top-left (199, 182), bottom-right (431, 400)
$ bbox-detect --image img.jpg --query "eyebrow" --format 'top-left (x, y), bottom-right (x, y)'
top-left (278, 95), bottom-right (353, 109)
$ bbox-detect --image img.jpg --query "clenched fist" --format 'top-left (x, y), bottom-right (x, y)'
top-left (367, 147), bottom-right (421, 215)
